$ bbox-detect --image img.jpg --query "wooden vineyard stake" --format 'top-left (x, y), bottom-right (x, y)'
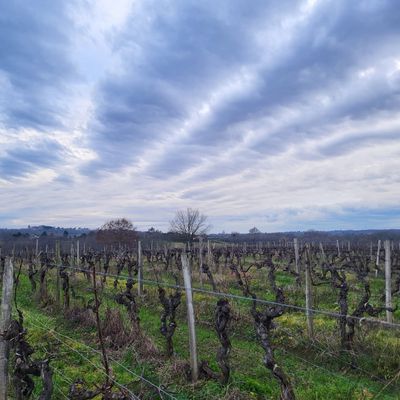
top-left (305, 247), bottom-right (314, 338)
top-left (55, 241), bottom-right (61, 306)
top-left (76, 240), bottom-right (80, 266)
top-left (384, 240), bottom-right (393, 323)
top-left (0, 257), bottom-right (14, 400)
top-left (376, 239), bottom-right (381, 277)
top-left (294, 238), bottom-right (300, 276)
top-left (319, 242), bottom-right (326, 262)
top-left (137, 240), bottom-right (143, 296)
top-left (199, 237), bottom-right (203, 287)
top-left (181, 253), bottom-right (199, 383)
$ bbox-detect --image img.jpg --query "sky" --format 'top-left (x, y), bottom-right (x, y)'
top-left (1, 0), bottom-right (400, 233)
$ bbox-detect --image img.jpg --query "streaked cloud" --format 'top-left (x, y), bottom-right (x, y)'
top-left (1, 0), bottom-right (400, 231)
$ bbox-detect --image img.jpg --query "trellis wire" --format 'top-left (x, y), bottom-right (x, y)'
top-left (59, 265), bottom-right (400, 329)
top-left (25, 313), bottom-right (178, 400)
top-left (25, 317), bottom-right (141, 400)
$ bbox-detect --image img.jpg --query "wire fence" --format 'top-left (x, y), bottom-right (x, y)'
top-left (25, 313), bottom-right (178, 400)
top-left (60, 264), bottom-right (400, 329)
top-left (3, 253), bottom-right (400, 399)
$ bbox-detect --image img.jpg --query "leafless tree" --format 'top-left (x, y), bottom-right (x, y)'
top-left (169, 208), bottom-right (210, 243)
top-left (96, 218), bottom-right (137, 248)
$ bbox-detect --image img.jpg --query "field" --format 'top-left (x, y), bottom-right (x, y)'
top-left (0, 241), bottom-right (399, 399)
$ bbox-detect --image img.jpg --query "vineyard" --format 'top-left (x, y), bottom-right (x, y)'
top-left (0, 239), bottom-right (399, 399)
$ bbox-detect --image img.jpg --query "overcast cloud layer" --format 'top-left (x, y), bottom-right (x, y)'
top-left (1, 0), bottom-right (400, 232)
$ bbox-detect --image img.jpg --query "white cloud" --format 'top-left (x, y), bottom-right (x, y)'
top-left (1, 0), bottom-right (400, 231)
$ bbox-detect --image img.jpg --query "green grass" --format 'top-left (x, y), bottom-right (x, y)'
top-left (3, 261), bottom-right (400, 400)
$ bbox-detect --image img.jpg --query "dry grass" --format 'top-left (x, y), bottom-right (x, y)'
top-left (102, 307), bottom-right (135, 350)
top-left (64, 306), bottom-right (96, 329)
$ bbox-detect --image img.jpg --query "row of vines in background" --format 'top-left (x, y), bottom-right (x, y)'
top-left (0, 240), bottom-right (399, 399)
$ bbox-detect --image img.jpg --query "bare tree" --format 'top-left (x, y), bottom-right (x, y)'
top-left (96, 218), bottom-right (137, 247)
top-left (169, 208), bottom-right (210, 243)
top-left (249, 227), bottom-right (261, 234)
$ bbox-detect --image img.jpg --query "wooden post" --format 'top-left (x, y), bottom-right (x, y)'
top-left (384, 240), bottom-right (393, 323)
top-left (163, 244), bottom-right (168, 258)
top-left (137, 241), bottom-right (143, 296)
top-left (376, 240), bottom-right (381, 266)
top-left (294, 238), bottom-right (300, 275)
top-left (76, 240), bottom-right (80, 266)
top-left (376, 240), bottom-right (381, 277)
top-left (305, 247), bottom-right (314, 338)
top-left (199, 237), bottom-right (203, 272)
top-left (207, 240), bottom-right (215, 273)
top-left (34, 239), bottom-right (39, 267)
top-left (336, 240), bottom-right (341, 257)
top-left (72, 240), bottom-right (78, 287)
top-left (181, 253), bottom-right (198, 382)
top-left (55, 241), bottom-right (61, 306)
top-left (370, 242), bottom-right (373, 263)
top-left (0, 257), bottom-right (14, 400)
top-left (199, 237), bottom-right (203, 287)
top-left (347, 241), bottom-right (350, 251)
top-left (319, 242), bottom-right (326, 262)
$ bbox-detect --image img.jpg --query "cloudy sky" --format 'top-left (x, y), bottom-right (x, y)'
top-left (1, 0), bottom-right (400, 232)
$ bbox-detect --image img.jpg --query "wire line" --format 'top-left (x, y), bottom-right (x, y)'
top-left (60, 264), bottom-right (400, 329)
top-left (25, 312), bottom-right (178, 400)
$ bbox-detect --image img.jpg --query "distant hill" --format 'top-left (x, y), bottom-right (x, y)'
top-left (0, 225), bottom-right (90, 238)
top-left (1, 225), bottom-right (399, 245)
top-left (208, 229), bottom-right (400, 244)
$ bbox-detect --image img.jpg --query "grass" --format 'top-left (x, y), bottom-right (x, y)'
top-left (3, 258), bottom-right (400, 400)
